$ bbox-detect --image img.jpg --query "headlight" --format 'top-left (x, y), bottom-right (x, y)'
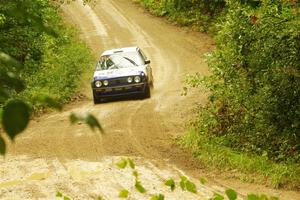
top-left (134, 76), bottom-right (141, 83)
top-left (127, 77), bottom-right (133, 83)
top-left (103, 80), bottom-right (109, 86)
top-left (95, 80), bottom-right (102, 87)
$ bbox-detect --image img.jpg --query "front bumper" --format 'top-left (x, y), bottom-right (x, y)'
top-left (92, 83), bottom-right (146, 98)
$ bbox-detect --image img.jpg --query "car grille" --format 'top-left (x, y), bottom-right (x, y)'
top-left (108, 77), bottom-right (128, 86)
top-left (106, 76), bottom-right (142, 87)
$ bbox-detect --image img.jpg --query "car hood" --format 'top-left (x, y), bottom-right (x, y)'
top-left (93, 66), bottom-right (147, 80)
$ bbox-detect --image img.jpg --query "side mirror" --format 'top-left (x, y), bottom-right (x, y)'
top-left (145, 60), bottom-right (151, 64)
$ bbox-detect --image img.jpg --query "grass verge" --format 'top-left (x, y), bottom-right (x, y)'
top-left (180, 129), bottom-right (300, 189)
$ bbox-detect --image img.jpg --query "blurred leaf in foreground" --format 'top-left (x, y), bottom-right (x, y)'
top-left (2, 100), bottom-right (30, 140)
top-left (225, 189), bottom-right (237, 200)
top-left (70, 112), bottom-right (103, 133)
top-left (165, 178), bottom-right (175, 191)
top-left (116, 158), bottom-right (127, 169)
top-left (128, 158), bottom-right (135, 169)
top-left (118, 189), bottom-right (129, 198)
top-left (135, 180), bottom-right (146, 193)
top-left (151, 194), bottom-right (165, 200)
top-left (0, 137), bottom-right (6, 155)
top-left (186, 180), bottom-right (197, 193)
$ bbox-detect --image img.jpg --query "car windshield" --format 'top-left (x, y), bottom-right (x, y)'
top-left (96, 51), bottom-right (144, 71)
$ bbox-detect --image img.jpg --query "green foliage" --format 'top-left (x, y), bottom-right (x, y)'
top-left (184, 0), bottom-right (300, 165)
top-left (247, 194), bottom-right (279, 200)
top-left (116, 158), bottom-right (128, 169)
top-left (181, 130), bottom-right (300, 188)
top-left (118, 189), bottom-right (129, 198)
top-left (225, 189), bottom-right (237, 200)
top-left (164, 178), bottom-right (176, 191)
top-left (179, 176), bottom-right (187, 190)
top-left (56, 191), bottom-right (72, 200)
top-left (135, 180), bottom-right (147, 193)
top-left (56, 192), bottom-right (63, 197)
top-left (151, 194), bottom-right (165, 200)
top-left (128, 158), bottom-right (135, 169)
top-left (133, 170), bottom-right (139, 178)
top-left (0, 137), bottom-right (6, 155)
top-left (210, 194), bottom-right (224, 200)
top-left (136, 0), bottom-right (226, 32)
top-left (179, 176), bottom-right (197, 193)
top-left (185, 179), bottom-right (197, 193)
top-left (0, 0), bottom-right (97, 155)
top-left (70, 113), bottom-right (103, 133)
top-left (2, 100), bottom-right (30, 140)
top-left (199, 177), bottom-right (207, 185)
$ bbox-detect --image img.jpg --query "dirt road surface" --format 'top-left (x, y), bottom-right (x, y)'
top-left (1, 0), bottom-right (299, 199)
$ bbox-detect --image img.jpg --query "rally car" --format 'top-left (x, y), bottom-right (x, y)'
top-left (91, 47), bottom-right (153, 104)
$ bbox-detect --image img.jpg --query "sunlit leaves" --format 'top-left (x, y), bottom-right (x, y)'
top-left (128, 158), bottom-right (135, 169)
top-left (135, 180), bottom-right (146, 193)
top-left (133, 170), bottom-right (139, 178)
top-left (180, 176), bottom-right (187, 190)
top-left (7, 1), bottom-right (57, 37)
top-left (56, 191), bottom-right (71, 200)
top-left (199, 177), bottom-right (207, 185)
top-left (118, 189), bottom-right (129, 198)
top-left (151, 194), bottom-right (165, 200)
top-left (70, 113), bottom-right (103, 133)
top-left (225, 189), bottom-right (237, 200)
top-left (186, 180), bottom-right (197, 193)
top-left (2, 100), bottom-right (30, 140)
top-left (179, 176), bottom-right (197, 193)
top-left (210, 193), bottom-right (224, 200)
top-left (116, 158), bottom-right (128, 169)
top-left (56, 192), bottom-right (63, 197)
top-left (165, 178), bottom-right (176, 191)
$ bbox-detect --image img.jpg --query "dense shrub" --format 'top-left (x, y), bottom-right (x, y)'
top-left (0, 0), bottom-right (94, 113)
top-left (188, 0), bottom-right (300, 162)
top-left (137, 0), bottom-right (226, 32)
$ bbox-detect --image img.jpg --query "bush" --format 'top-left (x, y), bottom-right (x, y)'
top-left (0, 0), bottom-right (94, 113)
top-left (188, 0), bottom-right (300, 162)
top-left (136, 0), bottom-right (226, 32)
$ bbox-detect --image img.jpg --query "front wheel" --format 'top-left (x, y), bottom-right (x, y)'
top-left (93, 91), bottom-right (100, 104)
top-left (143, 85), bottom-right (151, 99)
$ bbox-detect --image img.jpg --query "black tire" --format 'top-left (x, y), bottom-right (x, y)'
top-left (93, 91), bottom-right (100, 104)
top-left (143, 85), bottom-right (151, 99)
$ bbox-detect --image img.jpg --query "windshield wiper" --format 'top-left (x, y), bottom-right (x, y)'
top-left (123, 57), bottom-right (138, 66)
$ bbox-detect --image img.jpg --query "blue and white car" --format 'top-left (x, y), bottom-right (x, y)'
top-left (91, 47), bottom-right (153, 103)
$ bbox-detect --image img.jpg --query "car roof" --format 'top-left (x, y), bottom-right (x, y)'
top-left (101, 46), bottom-right (139, 56)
